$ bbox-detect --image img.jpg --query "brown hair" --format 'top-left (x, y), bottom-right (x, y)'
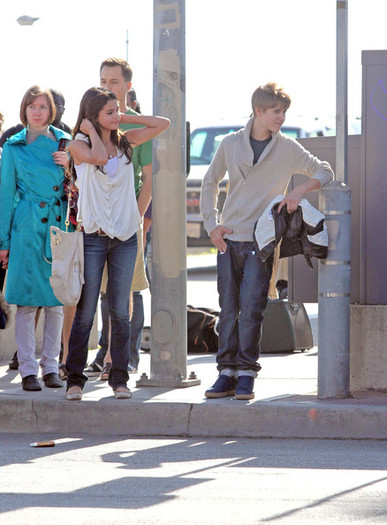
top-left (100, 57), bottom-right (133, 82)
top-left (19, 85), bottom-right (56, 127)
top-left (72, 87), bottom-right (132, 169)
top-left (251, 82), bottom-right (291, 114)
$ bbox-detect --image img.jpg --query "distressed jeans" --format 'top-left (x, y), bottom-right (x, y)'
top-left (66, 232), bottom-right (137, 390)
top-left (216, 240), bottom-right (273, 374)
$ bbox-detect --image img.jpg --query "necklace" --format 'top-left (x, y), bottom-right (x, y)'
top-left (106, 149), bottom-right (116, 159)
top-left (105, 143), bottom-right (116, 159)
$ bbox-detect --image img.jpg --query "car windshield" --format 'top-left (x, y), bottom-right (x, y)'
top-left (281, 127), bottom-right (300, 139)
top-left (189, 123), bottom-right (325, 167)
top-left (190, 127), bottom-right (242, 165)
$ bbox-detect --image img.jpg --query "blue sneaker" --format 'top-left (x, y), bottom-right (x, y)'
top-left (235, 376), bottom-right (255, 400)
top-left (205, 375), bottom-right (237, 398)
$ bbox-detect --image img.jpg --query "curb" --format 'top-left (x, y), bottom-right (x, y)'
top-left (1, 395), bottom-right (386, 440)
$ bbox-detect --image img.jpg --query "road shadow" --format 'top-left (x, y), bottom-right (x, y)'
top-left (0, 435), bottom-right (386, 515)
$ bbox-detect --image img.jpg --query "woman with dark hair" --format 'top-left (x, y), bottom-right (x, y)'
top-left (0, 85), bottom-right (71, 391)
top-left (65, 87), bottom-right (169, 401)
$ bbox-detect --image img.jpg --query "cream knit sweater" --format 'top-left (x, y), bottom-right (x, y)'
top-left (200, 117), bottom-right (333, 242)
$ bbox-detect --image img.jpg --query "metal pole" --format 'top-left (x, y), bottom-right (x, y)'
top-left (318, 183), bottom-right (351, 398)
top-left (317, 0), bottom-right (350, 399)
top-left (335, 0), bottom-right (348, 184)
top-left (137, 0), bottom-right (200, 388)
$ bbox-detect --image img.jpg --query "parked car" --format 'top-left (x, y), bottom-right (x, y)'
top-left (186, 121), bottom-right (326, 246)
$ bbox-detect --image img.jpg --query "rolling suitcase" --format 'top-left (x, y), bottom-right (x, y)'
top-left (261, 300), bottom-right (313, 353)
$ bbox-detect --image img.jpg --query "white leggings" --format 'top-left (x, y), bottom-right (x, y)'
top-left (15, 305), bottom-right (63, 379)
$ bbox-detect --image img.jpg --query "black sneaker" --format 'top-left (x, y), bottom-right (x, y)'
top-left (205, 375), bottom-right (237, 398)
top-left (84, 361), bottom-right (103, 376)
top-left (22, 375), bottom-right (42, 391)
top-left (234, 376), bottom-right (255, 400)
top-left (8, 352), bottom-right (19, 370)
top-left (43, 372), bottom-right (64, 388)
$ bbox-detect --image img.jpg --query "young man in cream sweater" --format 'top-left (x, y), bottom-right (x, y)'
top-left (200, 82), bottom-right (333, 400)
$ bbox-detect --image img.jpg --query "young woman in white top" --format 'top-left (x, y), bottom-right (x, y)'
top-left (65, 87), bottom-right (169, 401)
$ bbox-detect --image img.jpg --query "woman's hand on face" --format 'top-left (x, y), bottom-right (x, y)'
top-left (52, 150), bottom-right (69, 167)
top-left (79, 118), bottom-right (94, 136)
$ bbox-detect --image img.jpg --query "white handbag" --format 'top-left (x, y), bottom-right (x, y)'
top-left (49, 221), bottom-right (84, 306)
top-left (49, 161), bottom-right (84, 306)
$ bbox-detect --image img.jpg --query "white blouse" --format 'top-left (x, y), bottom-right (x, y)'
top-left (74, 134), bottom-right (140, 241)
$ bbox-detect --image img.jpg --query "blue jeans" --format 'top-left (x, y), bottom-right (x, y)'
top-left (96, 232), bottom-right (151, 369)
top-left (66, 232), bottom-right (137, 390)
top-left (129, 291), bottom-right (143, 369)
top-left (96, 290), bottom-right (143, 369)
top-left (96, 291), bottom-right (110, 366)
top-left (216, 240), bottom-right (273, 373)
top-left (144, 231), bottom-right (152, 288)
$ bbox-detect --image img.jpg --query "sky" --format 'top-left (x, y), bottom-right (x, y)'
top-left (0, 0), bottom-right (385, 132)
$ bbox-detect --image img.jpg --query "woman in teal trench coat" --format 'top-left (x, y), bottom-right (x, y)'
top-left (0, 85), bottom-right (71, 392)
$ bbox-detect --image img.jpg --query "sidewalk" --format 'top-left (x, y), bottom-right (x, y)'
top-left (1, 250), bottom-right (386, 440)
top-left (1, 348), bottom-right (386, 440)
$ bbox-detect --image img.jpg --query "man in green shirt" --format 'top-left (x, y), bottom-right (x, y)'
top-left (85, 58), bottom-right (152, 376)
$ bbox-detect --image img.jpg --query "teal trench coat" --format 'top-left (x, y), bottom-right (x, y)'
top-left (0, 126), bottom-right (72, 306)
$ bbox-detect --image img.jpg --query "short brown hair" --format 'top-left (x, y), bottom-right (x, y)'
top-left (100, 57), bottom-right (133, 82)
top-left (19, 85), bottom-right (56, 126)
top-left (251, 82), bottom-right (291, 114)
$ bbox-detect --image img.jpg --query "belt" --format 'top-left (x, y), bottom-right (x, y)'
top-left (79, 226), bottom-right (107, 236)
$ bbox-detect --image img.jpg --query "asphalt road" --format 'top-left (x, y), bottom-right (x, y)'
top-left (142, 262), bottom-right (220, 327)
top-left (0, 434), bottom-right (386, 524)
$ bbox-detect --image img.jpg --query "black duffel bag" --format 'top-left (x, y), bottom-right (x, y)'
top-left (187, 305), bottom-right (219, 353)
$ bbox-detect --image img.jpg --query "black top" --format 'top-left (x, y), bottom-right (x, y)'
top-left (249, 135), bottom-right (272, 165)
top-left (0, 124), bottom-right (24, 148)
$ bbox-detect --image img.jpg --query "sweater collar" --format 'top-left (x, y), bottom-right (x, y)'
top-left (7, 125), bottom-right (69, 145)
top-left (240, 117), bottom-right (280, 167)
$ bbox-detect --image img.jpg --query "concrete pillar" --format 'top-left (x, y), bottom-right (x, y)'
top-left (137, 0), bottom-right (199, 388)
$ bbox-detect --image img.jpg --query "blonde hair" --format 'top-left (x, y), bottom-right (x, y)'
top-left (251, 82), bottom-right (291, 114)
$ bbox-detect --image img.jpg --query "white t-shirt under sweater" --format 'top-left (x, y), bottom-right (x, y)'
top-left (74, 133), bottom-right (140, 241)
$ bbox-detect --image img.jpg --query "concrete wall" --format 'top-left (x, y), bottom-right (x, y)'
top-left (350, 305), bottom-right (387, 392)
